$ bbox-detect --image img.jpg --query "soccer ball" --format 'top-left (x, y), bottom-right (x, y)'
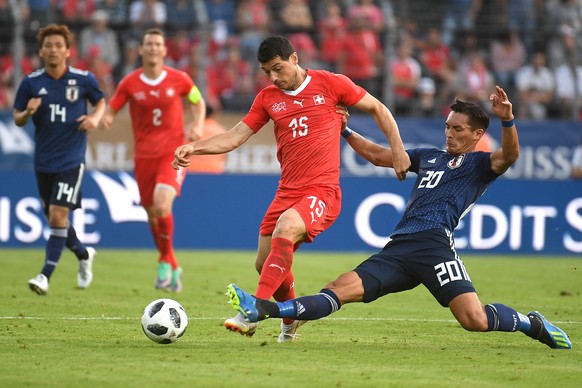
top-left (141, 298), bottom-right (188, 344)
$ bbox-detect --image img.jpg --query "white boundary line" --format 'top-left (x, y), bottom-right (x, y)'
top-left (0, 316), bottom-right (579, 324)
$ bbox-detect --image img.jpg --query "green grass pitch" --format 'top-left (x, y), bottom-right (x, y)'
top-left (0, 249), bottom-right (580, 387)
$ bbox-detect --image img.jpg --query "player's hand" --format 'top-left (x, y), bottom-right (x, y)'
top-left (77, 114), bottom-right (100, 133)
top-left (172, 143), bottom-right (195, 170)
top-left (336, 105), bottom-right (349, 132)
top-left (490, 85), bottom-right (514, 121)
top-left (100, 113), bottom-right (114, 130)
top-left (26, 98), bottom-right (41, 116)
top-left (391, 149), bottom-right (411, 181)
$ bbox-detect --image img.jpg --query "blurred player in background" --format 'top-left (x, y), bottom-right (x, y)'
top-left (226, 86), bottom-right (572, 350)
top-left (13, 24), bottom-right (105, 295)
top-left (101, 28), bottom-right (206, 292)
top-left (172, 36), bottom-right (410, 342)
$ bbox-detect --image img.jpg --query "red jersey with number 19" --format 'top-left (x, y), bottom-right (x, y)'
top-left (108, 66), bottom-right (194, 158)
top-left (242, 69), bottom-right (366, 189)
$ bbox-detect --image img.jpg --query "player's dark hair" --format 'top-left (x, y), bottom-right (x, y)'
top-left (450, 99), bottom-right (490, 131)
top-left (142, 28), bottom-right (165, 44)
top-left (37, 24), bottom-right (73, 49)
top-left (257, 36), bottom-right (296, 63)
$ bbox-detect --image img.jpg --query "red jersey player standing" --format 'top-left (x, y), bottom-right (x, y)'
top-left (102, 28), bottom-right (206, 292)
top-left (172, 36), bottom-right (410, 341)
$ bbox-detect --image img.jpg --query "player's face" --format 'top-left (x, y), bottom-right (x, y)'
top-left (140, 34), bottom-right (167, 66)
top-left (444, 111), bottom-right (483, 155)
top-left (39, 35), bottom-right (70, 68)
top-left (260, 53), bottom-right (300, 91)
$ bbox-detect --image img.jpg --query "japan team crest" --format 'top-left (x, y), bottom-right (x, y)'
top-left (447, 154), bottom-right (465, 169)
top-left (66, 86), bottom-right (79, 102)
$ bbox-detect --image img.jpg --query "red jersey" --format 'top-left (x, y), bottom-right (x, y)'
top-left (243, 69), bottom-right (366, 189)
top-left (109, 66), bottom-right (194, 158)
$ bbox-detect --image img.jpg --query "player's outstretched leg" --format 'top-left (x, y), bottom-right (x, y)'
top-left (226, 284), bottom-right (262, 321)
top-left (527, 311), bottom-right (572, 349)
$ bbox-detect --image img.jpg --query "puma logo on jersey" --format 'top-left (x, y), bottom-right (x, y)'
top-left (293, 99), bottom-right (304, 108)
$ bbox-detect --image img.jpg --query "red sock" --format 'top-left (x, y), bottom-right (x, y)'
top-left (255, 237), bottom-right (294, 299)
top-left (149, 222), bottom-right (161, 251)
top-left (273, 272), bottom-right (296, 325)
top-left (158, 214), bottom-right (178, 269)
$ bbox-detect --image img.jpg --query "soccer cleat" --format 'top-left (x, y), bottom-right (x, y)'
top-left (278, 320), bottom-right (305, 343)
top-left (224, 313), bottom-right (258, 337)
top-left (527, 311), bottom-right (572, 349)
top-left (170, 267), bottom-right (183, 293)
top-left (155, 262), bottom-right (172, 289)
top-left (28, 274), bottom-right (49, 295)
top-left (78, 247), bottom-right (96, 289)
top-left (226, 283), bottom-right (260, 322)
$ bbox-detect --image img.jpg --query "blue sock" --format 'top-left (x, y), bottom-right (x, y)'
top-left (276, 289), bottom-right (341, 320)
top-left (66, 225), bottom-right (88, 259)
top-left (485, 303), bottom-right (530, 333)
top-left (41, 228), bottom-right (67, 279)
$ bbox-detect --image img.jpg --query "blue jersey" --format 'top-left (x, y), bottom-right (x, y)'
top-left (392, 148), bottom-right (500, 237)
top-left (13, 66), bottom-right (105, 173)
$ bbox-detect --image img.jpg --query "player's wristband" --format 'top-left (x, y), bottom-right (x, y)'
top-left (342, 127), bottom-right (353, 139)
top-left (501, 119), bottom-right (514, 128)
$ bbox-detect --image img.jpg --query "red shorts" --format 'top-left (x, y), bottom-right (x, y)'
top-left (259, 184), bottom-right (342, 244)
top-left (134, 155), bottom-right (187, 207)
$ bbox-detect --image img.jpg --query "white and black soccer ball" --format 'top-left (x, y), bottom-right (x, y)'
top-left (141, 298), bottom-right (188, 344)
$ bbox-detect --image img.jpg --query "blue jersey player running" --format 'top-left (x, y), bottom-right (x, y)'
top-left (226, 86), bottom-right (572, 349)
top-left (13, 24), bottom-right (106, 295)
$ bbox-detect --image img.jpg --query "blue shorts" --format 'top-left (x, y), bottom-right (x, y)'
top-left (35, 165), bottom-right (85, 214)
top-left (354, 229), bottom-right (475, 307)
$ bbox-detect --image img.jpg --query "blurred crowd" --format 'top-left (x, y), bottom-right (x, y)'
top-left (1, 0), bottom-right (582, 120)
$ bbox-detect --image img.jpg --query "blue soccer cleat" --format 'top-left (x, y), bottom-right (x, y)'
top-left (528, 311), bottom-right (572, 349)
top-left (226, 284), bottom-right (260, 322)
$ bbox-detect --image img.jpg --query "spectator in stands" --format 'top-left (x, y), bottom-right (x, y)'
top-left (347, 0), bottom-right (385, 35)
top-left (235, 0), bottom-right (271, 63)
top-left (542, 0), bottom-right (582, 70)
top-left (489, 29), bottom-right (526, 96)
top-left (419, 27), bottom-right (455, 112)
top-left (95, 0), bottom-right (128, 31)
top-left (114, 39), bottom-right (140, 82)
top-left (166, 0), bottom-right (204, 35)
top-left (129, 0), bottom-right (167, 39)
top-left (278, 0), bottom-right (319, 69)
top-left (515, 51), bottom-right (555, 120)
top-left (454, 52), bottom-right (494, 111)
top-left (316, 0), bottom-right (347, 72)
top-left (554, 56), bottom-right (582, 120)
top-left (57, 0), bottom-right (96, 34)
top-left (79, 10), bottom-right (121, 69)
top-left (166, 30), bottom-right (196, 69)
top-left (441, 0), bottom-right (482, 46)
top-left (504, 0), bottom-right (540, 56)
top-left (187, 105), bottom-right (227, 173)
top-left (204, 0), bottom-right (236, 57)
top-left (571, 137), bottom-right (582, 178)
top-left (0, 0), bottom-right (15, 56)
top-left (390, 41), bottom-right (422, 116)
top-left (337, 6), bottom-right (383, 98)
top-left (24, 0), bottom-right (55, 54)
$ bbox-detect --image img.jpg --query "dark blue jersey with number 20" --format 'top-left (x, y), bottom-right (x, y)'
top-left (392, 148), bottom-right (500, 237)
top-left (13, 66), bottom-right (105, 173)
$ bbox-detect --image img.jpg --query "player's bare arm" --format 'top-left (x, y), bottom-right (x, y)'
top-left (185, 89), bottom-right (206, 142)
top-left (100, 106), bottom-right (118, 130)
top-left (172, 120), bottom-right (255, 169)
top-left (352, 93), bottom-right (410, 180)
top-left (489, 86), bottom-right (519, 175)
top-left (13, 97), bottom-right (42, 127)
top-left (78, 98), bottom-right (106, 132)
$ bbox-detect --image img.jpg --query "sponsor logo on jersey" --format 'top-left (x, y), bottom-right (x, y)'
top-left (313, 94), bottom-right (325, 105)
top-left (149, 90), bottom-right (160, 98)
top-left (134, 91), bottom-right (146, 101)
top-left (293, 99), bottom-right (304, 108)
top-left (66, 86), bottom-right (79, 102)
top-left (447, 154), bottom-right (465, 169)
top-left (272, 101), bottom-right (287, 112)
